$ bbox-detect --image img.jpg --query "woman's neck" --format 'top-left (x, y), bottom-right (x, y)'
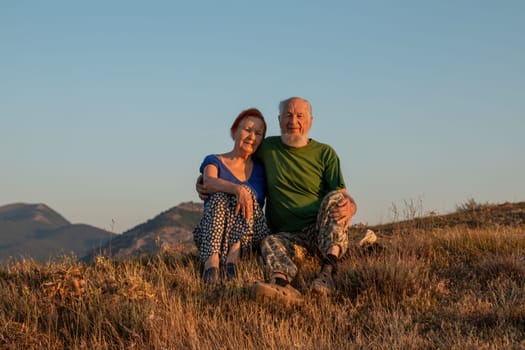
top-left (222, 150), bottom-right (250, 162)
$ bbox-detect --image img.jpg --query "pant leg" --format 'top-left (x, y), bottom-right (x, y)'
top-left (315, 190), bottom-right (350, 258)
top-left (232, 185), bottom-right (270, 257)
top-left (246, 210), bottom-right (269, 253)
top-left (193, 192), bottom-right (235, 264)
top-left (260, 232), bottom-right (309, 282)
top-left (193, 187), bottom-right (270, 265)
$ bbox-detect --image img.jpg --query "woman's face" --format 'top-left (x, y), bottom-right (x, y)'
top-left (233, 116), bottom-right (265, 155)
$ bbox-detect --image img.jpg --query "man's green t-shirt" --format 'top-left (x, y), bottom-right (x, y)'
top-left (256, 136), bottom-right (346, 233)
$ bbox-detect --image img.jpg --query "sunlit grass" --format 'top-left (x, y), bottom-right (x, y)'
top-left (1, 215), bottom-right (524, 348)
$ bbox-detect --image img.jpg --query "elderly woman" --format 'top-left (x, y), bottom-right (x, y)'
top-left (193, 108), bottom-right (269, 285)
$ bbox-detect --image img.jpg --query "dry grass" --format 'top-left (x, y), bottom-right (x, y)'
top-left (1, 208), bottom-right (525, 349)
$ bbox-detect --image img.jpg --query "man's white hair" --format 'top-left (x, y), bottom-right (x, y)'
top-left (278, 97), bottom-right (313, 116)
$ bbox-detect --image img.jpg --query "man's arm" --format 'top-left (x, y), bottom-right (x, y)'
top-left (195, 174), bottom-right (208, 200)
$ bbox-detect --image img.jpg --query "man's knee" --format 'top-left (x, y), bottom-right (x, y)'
top-left (322, 190), bottom-right (346, 208)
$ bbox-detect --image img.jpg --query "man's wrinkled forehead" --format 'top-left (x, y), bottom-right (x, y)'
top-left (283, 98), bottom-right (312, 116)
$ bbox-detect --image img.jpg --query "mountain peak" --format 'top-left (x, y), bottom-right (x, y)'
top-left (175, 201), bottom-right (204, 212)
top-left (84, 201), bottom-right (204, 260)
top-left (0, 203), bottom-right (70, 228)
top-left (0, 203), bottom-right (115, 263)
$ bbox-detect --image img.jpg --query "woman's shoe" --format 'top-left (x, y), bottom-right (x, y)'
top-left (225, 263), bottom-right (237, 281)
top-left (202, 267), bottom-right (220, 285)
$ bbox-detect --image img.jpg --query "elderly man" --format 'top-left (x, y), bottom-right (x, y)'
top-left (250, 96), bottom-right (368, 303)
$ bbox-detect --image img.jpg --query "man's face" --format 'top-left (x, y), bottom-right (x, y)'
top-left (279, 98), bottom-right (312, 147)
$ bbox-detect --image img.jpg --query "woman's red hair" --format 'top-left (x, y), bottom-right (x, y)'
top-left (230, 108), bottom-right (267, 139)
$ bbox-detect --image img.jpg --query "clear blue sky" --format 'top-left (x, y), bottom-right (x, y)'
top-left (2, 1), bottom-right (524, 233)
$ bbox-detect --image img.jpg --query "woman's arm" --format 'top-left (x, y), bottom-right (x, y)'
top-left (202, 164), bottom-right (255, 220)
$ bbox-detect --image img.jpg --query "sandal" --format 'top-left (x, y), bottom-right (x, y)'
top-left (251, 281), bottom-right (304, 305)
top-left (311, 269), bottom-right (335, 296)
top-left (225, 263), bottom-right (237, 281)
top-left (202, 267), bottom-right (219, 285)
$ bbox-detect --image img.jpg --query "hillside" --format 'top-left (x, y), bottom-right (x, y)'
top-left (84, 201), bottom-right (203, 260)
top-left (4, 200), bottom-right (524, 265)
top-left (86, 200), bottom-right (525, 261)
top-left (0, 203), bottom-right (115, 263)
top-left (1, 200), bottom-right (524, 348)
top-left (370, 201), bottom-right (525, 235)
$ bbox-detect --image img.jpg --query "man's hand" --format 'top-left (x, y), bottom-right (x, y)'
top-left (195, 175), bottom-right (208, 201)
top-left (330, 192), bottom-right (356, 226)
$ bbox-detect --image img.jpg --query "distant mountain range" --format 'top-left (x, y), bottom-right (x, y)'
top-left (0, 202), bottom-right (204, 264)
top-left (0, 203), bottom-right (115, 263)
top-left (3, 200), bottom-right (524, 264)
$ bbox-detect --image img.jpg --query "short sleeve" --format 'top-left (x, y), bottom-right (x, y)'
top-left (199, 155), bottom-right (221, 174)
top-left (323, 146), bottom-right (346, 191)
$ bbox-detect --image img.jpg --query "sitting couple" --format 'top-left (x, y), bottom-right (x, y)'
top-left (194, 96), bottom-right (376, 304)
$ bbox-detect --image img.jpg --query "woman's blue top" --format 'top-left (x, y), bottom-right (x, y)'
top-left (199, 154), bottom-right (266, 208)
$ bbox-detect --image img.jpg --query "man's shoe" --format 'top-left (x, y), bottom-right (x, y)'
top-left (311, 269), bottom-right (335, 296)
top-left (354, 229), bottom-right (377, 247)
top-left (251, 281), bottom-right (304, 305)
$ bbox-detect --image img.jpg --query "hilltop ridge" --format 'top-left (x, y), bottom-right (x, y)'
top-left (0, 203), bottom-right (114, 263)
top-left (83, 201), bottom-right (203, 260)
top-left (0, 203), bottom-right (70, 228)
top-left (2, 200), bottom-right (524, 263)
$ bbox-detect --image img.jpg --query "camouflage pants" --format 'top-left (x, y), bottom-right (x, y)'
top-left (260, 190), bottom-right (349, 282)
